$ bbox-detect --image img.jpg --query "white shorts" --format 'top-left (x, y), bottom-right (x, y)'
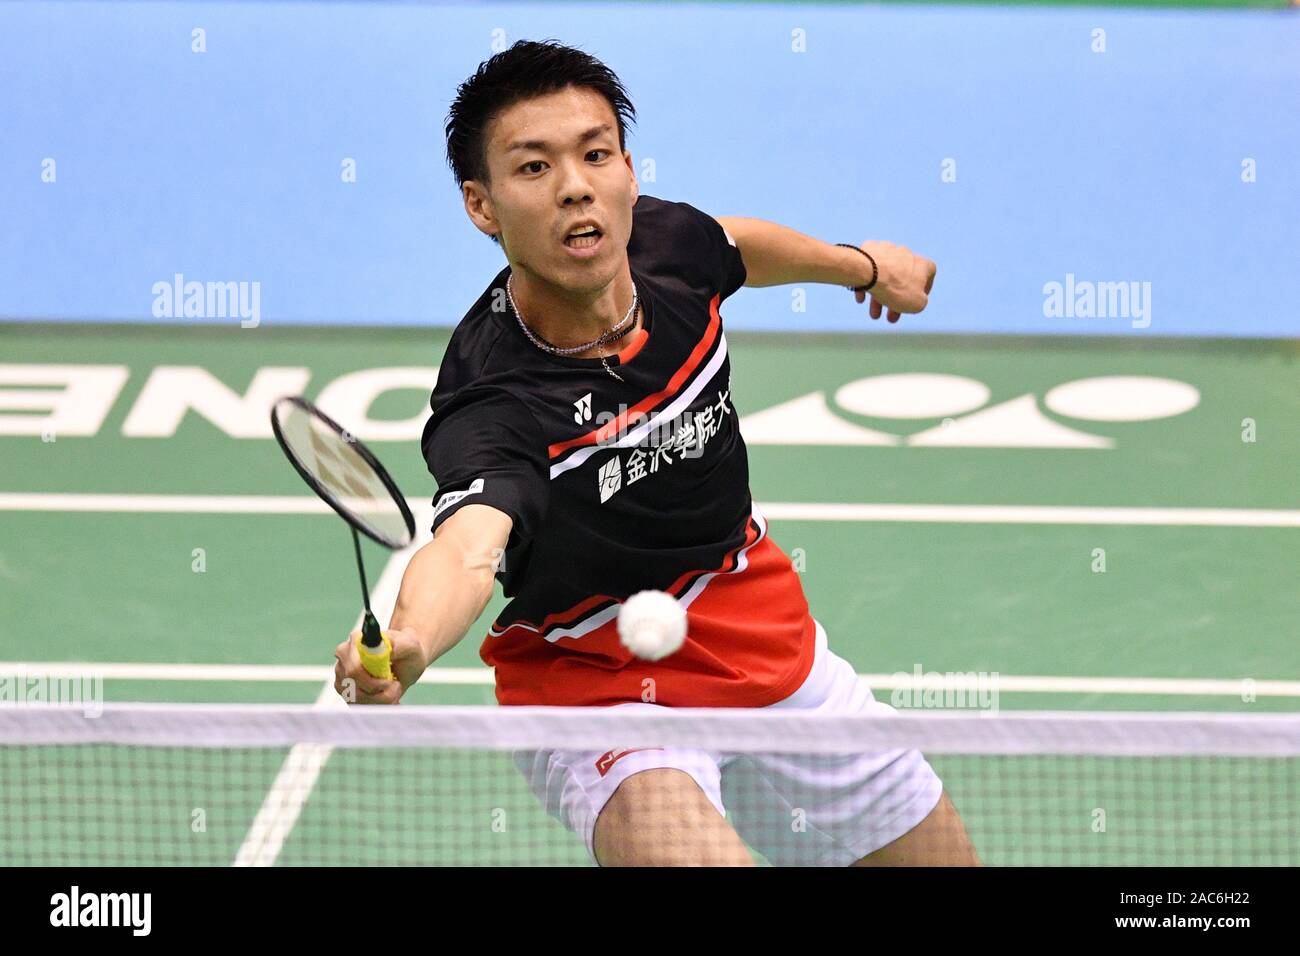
top-left (516, 620), bottom-right (944, 866)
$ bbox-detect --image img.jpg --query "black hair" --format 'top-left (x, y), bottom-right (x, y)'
top-left (444, 39), bottom-right (637, 199)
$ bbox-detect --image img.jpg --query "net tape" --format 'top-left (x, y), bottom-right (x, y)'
top-left (2, 704), bottom-right (1298, 756)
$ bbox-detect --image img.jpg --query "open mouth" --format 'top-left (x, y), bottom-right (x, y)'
top-left (564, 228), bottom-right (602, 249)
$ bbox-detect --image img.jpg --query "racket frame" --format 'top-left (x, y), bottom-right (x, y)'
top-left (269, 394), bottom-right (416, 550)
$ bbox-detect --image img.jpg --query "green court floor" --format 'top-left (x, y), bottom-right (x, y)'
top-left (1, 324), bottom-right (1296, 865)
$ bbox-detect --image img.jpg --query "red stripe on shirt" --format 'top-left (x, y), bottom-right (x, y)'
top-left (547, 294), bottom-right (722, 460)
top-left (616, 327), bottom-right (650, 364)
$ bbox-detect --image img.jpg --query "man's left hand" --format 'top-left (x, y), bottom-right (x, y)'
top-left (847, 241), bottom-right (937, 323)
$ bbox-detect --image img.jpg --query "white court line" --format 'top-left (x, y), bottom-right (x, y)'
top-left (0, 661), bottom-right (487, 684)
top-left (857, 673), bottom-right (1300, 697)
top-left (761, 503), bottom-right (1300, 527)
top-left (0, 662), bottom-right (335, 682)
top-left (229, 682), bottom-right (343, 868)
top-left (1, 492), bottom-right (1299, 526)
top-left (2, 661), bottom-right (1297, 697)
top-left (0, 493), bottom-right (335, 514)
top-left (231, 507), bottom-right (434, 867)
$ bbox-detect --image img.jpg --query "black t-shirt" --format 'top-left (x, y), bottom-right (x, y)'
top-left (422, 194), bottom-right (815, 706)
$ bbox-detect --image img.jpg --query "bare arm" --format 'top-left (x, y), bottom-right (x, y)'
top-left (390, 504), bottom-right (511, 663)
top-left (333, 503), bottom-right (512, 704)
top-left (715, 216), bottom-right (936, 322)
top-left (715, 216), bottom-right (868, 289)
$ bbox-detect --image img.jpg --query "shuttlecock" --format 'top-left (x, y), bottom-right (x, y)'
top-left (617, 590), bottom-right (688, 661)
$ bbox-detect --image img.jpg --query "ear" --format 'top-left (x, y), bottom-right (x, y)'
top-left (462, 181), bottom-right (500, 241)
top-left (624, 149), bottom-right (638, 202)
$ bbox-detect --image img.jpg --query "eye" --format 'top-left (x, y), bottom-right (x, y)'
top-left (521, 160), bottom-right (547, 175)
top-left (587, 149), bottom-right (610, 162)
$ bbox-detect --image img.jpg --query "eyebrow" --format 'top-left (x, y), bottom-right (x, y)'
top-left (505, 124), bottom-right (614, 155)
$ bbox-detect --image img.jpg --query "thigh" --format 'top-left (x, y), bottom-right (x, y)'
top-left (516, 740), bottom-right (741, 865)
top-left (851, 789), bottom-right (980, 867)
top-left (594, 767), bottom-right (754, 867)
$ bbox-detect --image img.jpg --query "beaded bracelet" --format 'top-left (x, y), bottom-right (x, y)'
top-left (836, 243), bottom-right (878, 293)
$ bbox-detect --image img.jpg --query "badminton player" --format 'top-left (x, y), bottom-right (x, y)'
top-left (334, 39), bottom-right (978, 866)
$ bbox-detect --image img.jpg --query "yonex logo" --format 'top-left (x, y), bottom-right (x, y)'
top-left (597, 456), bottom-right (622, 503)
top-left (740, 374), bottom-right (1200, 450)
top-left (573, 392), bottom-right (592, 424)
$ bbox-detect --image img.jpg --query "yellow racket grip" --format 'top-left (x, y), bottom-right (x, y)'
top-left (356, 631), bottom-right (395, 681)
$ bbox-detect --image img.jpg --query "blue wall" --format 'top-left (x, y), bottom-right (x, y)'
top-left (2, 1), bottom-right (1297, 336)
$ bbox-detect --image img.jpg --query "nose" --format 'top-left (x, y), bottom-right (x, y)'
top-left (556, 157), bottom-right (595, 207)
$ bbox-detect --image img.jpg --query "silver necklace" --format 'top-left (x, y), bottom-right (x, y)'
top-left (506, 272), bottom-right (637, 382)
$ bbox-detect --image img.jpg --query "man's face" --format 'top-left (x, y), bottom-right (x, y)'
top-left (467, 86), bottom-right (638, 293)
